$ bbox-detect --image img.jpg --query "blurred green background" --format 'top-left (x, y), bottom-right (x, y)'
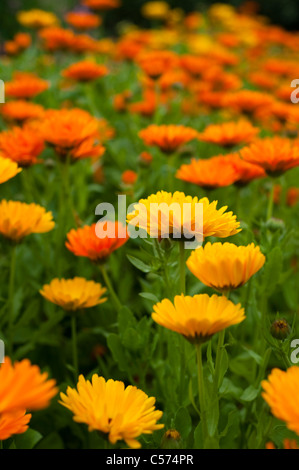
top-left (1, 0), bottom-right (299, 41)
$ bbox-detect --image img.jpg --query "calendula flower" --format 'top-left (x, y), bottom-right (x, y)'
top-left (82, 0), bottom-right (121, 10)
top-left (40, 277), bottom-right (107, 311)
top-left (62, 60), bottom-right (108, 82)
top-left (39, 26), bottom-right (75, 51)
top-left (0, 200), bottom-right (55, 242)
top-left (197, 120), bottom-right (259, 148)
top-left (139, 125), bottom-right (198, 154)
top-left (0, 357), bottom-right (58, 414)
top-left (224, 90), bottom-right (274, 116)
top-left (14, 33), bottom-right (32, 50)
top-left (141, 1), bottom-right (170, 20)
top-left (121, 170), bottom-right (138, 185)
top-left (228, 154), bottom-right (266, 186)
top-left (266, 439), bottom-right (299, 449)
top-left (65, 12), bottom-right (102, 30)
top-left (59, 374), bottom-right (163, 449)
top-left (1, 100), bottom-right (45, 124)
top-left (66, 221), bottom-right (129, 262)
top-left (187, 242), bottom-right (265, 292)
top-left (262, 367), bottom-right (299, 435)
top-left (176, 156), bottom-right (239, 189)
top-left (0, 126), bottom-right (45, 167)
top-left (127, 191), bottom-right (241, 241)
top-left (137, 51), bottom-right (178, 80)
top-left (0, 157), bottom-right (22, 184)
top-left (5, 72), bottom-right (49, 100)
top-left (240, 137), bottom-right (299, 176)
top-left (17, 9), bottom-right (59, 29)
top-left (152, 294), bottom-right (245, 344)
top-left (0, 410), bottom-right (31, 441)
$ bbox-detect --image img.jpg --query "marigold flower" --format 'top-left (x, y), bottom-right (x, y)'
top-left (1, 100), bottom-right (45, 124)
top-left (187, 242), bottom-right (265, 292)
top-left (287, 188), bottom-right (299, 207)
top-left (5, 73), bottom-right (49, 100)
top-left (223, 90), bottom-right (274, 116)
top-left (262, 367), bottom-right (299, 435)
top-left (198, 120), bottom-right (259, 148)
top-left (240, 137), bottom-right (299, 176)
top-left (121, 170), bottom-right (138, 185)
top-left (0, 410), bottom-right (31, 441)
top-left (141, 1), bottom-right (170, 20)
top-left (59, 374), bottom-right (163, 448)
top-left (82, 0), bottom-right (121, 10)
top-left (39, 27), bottom-right (75, 51)
top-left (127, 191), bottom-right (241, 241)
top-left (139, 125), bottom-right (198, 154)
top-left (228, 154), bottom-right (266, 186)
top-left (62, 60), bottom-right (108, 82)
top-left (0, 200), bottom-right (55, 242)
top-left (137, 50), bottom-right (178, 80)
top-left (66, 221), bottom-right (129, 262)
top-left (0, 357), bottom-right (58, 414)
top-left (65, 12), bottom-right (102, 30)
top-left (14, 33), bottom-right (32, 50)
top-left (0, 126), bottom-right (45, 167)
top-left (0, 157), bottom-right (22, 184)
top-left (17, 9), bottom-right (59, 29)
top-left (152, 294), bottom-right (245, 344)
top-left (40, 277), bottom-right (107, 311)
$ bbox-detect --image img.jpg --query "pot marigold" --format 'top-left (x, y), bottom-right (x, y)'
top-left (152, 294), bottom-right (245, 344)
top-left (62, 60), bottom-right (108, 82)
top-left (82, 0), bottom-right (121, 10)
top-left (65, 12), bottom-right (102, 30)
top-left (127, 191), bottom-right (241, 241)
top-left (0, 410), bottom-right (31, 441)
top-left (240, 137), bottom-right (299, 176)
top-left (66, 221), bottom-right (129, 262)
top-left (0, 357), bottom-right (58, 414)
top-left (5, 73), bottom-right (49, 100)
top-left (0, 125), bottom-right (45, 167)
top-left (0, 157), bottom-right (22, 184)
top-left (17, 9), bottom-right (59, 29)
top-left (187, 242), bottom-right (265, 292)
top-left (137, 50), bottom-right (178, 80)
top-left (40, 277), bottom-right (107, 311)
top-left (197, 120), bottom-right (259, 148)
top-left (0, 200), bottom-right (55, 242)
top-left (262, 367), bottom-right (299, 435)
top-left (139, 125), bottom-right (199, 154)
top-left (59, 374), bottom-right (163, 449)
top-left (1, 100), bottom-right (45, 124)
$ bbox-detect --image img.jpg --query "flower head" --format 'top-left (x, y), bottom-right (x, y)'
top-left (0, 357), bottom-right (58, 414)
top-left (187, 242), bottom-right (265, 292)
top-left (40, 277), bottom-right (107, 311)
top-left (65, 12), bottom-right (102, 30)
top-left (0, 200), bottom-right (55, 242)
top-left (262, 367), bottom-right (299, 435)
top-left (66, 221), bottom-right (128, 262)
top-left (0, 157), bottom-right (22, 184)
top-left (139, 125), bottom-right (198, 154)
top-left (137, 51), bottom-right (178, 80)
top-left (198, 120), bottom-right (259, 148)
top-left (152, 294), bottom-right (245, 344)
top-left (0, 126), bottom-right (44, 167)
top-left (141, 1), bottom-right (170, 20)
top-left (17, 9), bottom-right (59, 29)
top-left (62, 60), bottom-right (108, 82)
top-left (59, 374), bottom-right (163, 448)
top-left (82, 0), bottom-right (121, 10)
top-left (1, 100), bottom-right (45, 124)
top-left (5, 73), bottom-right (49, 100)
top-left (0, 410), bottom-right (31, 441)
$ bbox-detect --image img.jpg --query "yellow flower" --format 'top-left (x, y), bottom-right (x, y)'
top-left (187, 242), bottom-right (265, 292)
top-left (141, 2), bottom-right (170, 20)
top-left (17, 10), bottom-right (59, 29)
top-left (0, 200), bottom-right (55, 242)
top-left (59, 374), bottom-right (164, 449)
top-left (152, 294), bottom-right (245, 344)
top-left (0, 156), bottom-right (22, 184)
top-left (262, 367), bottom-right (299, 435)
top-left (127, 191), bottom-right (241, 242)
top-left (40, 277), bottom-right (107, 311)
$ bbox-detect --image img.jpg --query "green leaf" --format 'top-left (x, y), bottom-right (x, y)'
top-left (174, 407), bottom-right (192, 440)
top-left (14, 429), bottom-right (43, 449)
top-left (127, 255), bottom-right (151, 273)
top-left (240, 385), bottom-right (259, 402)
top-left (139, 292), bottom-right (160, 303)
top-left (107, 333), bottom-right (128, 371)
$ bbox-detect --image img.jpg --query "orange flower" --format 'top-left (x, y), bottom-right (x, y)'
top-left (223, 90), bottom-right (274, 117)
top-left (39, 27), bottom-right (75, 51)
top-left (227, 154), bottom-right (265, 186)
top-left (62, 60), bottom-right (108, 82)
top-left (128, 89), bottom-right (156, 117)
top-left (14, 33), bottom-right (32, 50)
top-left (176, 155), bottom-right (239, 189)
top-left (139, 124), bottom-right (198, 154)
top-left (65, 11), bottom-right (102, 30)
top-left (66, 221), bottom-right (129, 262)
top-left (0, 357), bottom-right (58, 414)
top-left (121, 170), bottom-right (138, 185)
top-left (1, 100), bottom-right (45, 124)
top-left (240, 137), bottom-right (299, 176)
top-left (180, 55), bottom-right (213, 78)
top-left (0, 125), bottom-right (45, 167)
top-left (137, 50), bottom-right (178, 80)
top-left (69, 34), bottom-right (99, 54)
top-left (113, 90), bottom-right (132, 112)
top-left (40, 109), bottom-right (100, 158)
top-left (198, 120), bottom-right (259, 148)
top-left (5, 73), bottom-right (49, 100)
top-left (82, 0), bottom-right (121, 10)
top-left (0, 410), bottom-right (31, 441)
top-left (287, 188), bottom-right (299, 207)
top-left (4, 41), bottom-right (19, 56)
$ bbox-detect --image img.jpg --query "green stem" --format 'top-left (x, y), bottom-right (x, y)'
top-left (179, 241), bottom-right (186, 295)
top-left (267, 179), bottom-right (275, 221)
top-left (99, 264), bottom-right (122, 311)
top-left (213, 329), bottom-right (225, 391)
top-left (195, 343), bottom-right (208, 447)
top-left (7, 244), bottom-right (17, 358)
top-left (71, 315), bottom-right (78, 382)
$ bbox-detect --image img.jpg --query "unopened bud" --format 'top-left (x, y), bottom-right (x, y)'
top-left (270, 319), bottom-right (291, 340)
top-left (160, 429), bottom-right (182, 449)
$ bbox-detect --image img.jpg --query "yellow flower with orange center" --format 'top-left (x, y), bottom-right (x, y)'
top-left (0, 357), bottom-right (58, 414)
top-left (0, 157), bottom-right (22, 184)
top-left (139, 125), bottom-right (198, 154)
top-left (127, 191), bottom-right (241, 241)
top-left (152, 294), bottom-right (245, 344)
top-left (262, 367), bottom-right (299, 436)
top-left (62, 60), bottom-right (108, 82)
top-left (0, 200), bottom-right (55, 242)
top-left (187, 242), bottom-right (266, 292)
top-left (198, 120), bottom-right (259, 148)
top-left (59, 374), bottom-right (163, 449)
top-left (40, 277), bottom-right (107, 311)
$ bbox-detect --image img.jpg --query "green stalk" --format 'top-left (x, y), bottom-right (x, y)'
top-left (195, 343), bottom-right (208, 447)
top-left (7, 244), bottom-right (17, 358)
top-left (99, 264), bottom-right (122, 312)
top-left (179, 241), bottom-right (186, 295)
top-left (267, 179), bottom-right (275, 221)
top-left (71, 315), bottom-right (79, 382)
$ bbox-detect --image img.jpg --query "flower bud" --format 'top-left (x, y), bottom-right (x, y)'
top-left (270, 319), bottom-right (291, 340)
top-left (160, 429), bottom-right (182, 449)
